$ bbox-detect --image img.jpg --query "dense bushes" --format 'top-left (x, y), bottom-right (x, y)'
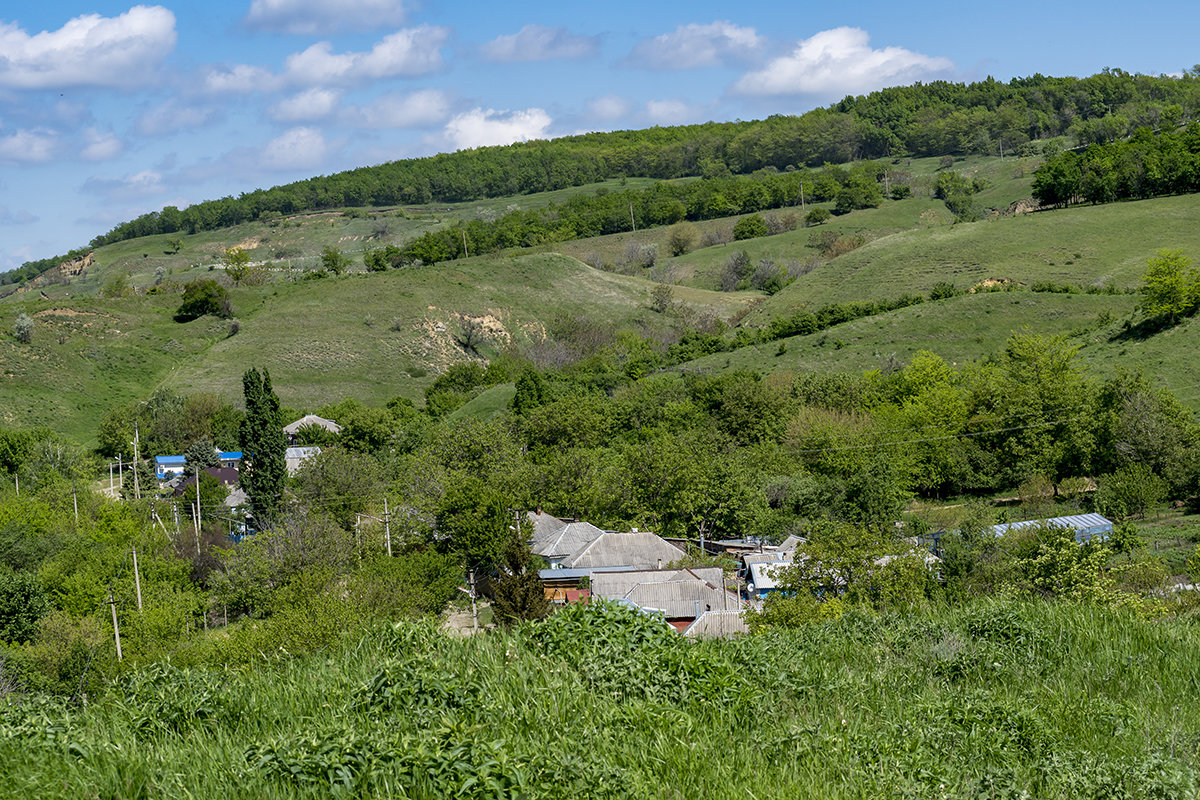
top-left (175, 279), bottom-right (231, 320)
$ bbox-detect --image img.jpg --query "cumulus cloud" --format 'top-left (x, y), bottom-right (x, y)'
top-left (137, 99), bottom-right (219, 136)
top-left (735, 27), bottom-right (954, 96)
top-left (245, 0), bottom-right (407, 35)
top-left (283, 26), bottom-right (448, 86)
top-left (587, 94), bottom-right (630, 121)
top-left (0, 6), bottom-right (176, 89)
top-left (269, 88), bottom-right (342, 122)
top-left (0, 206), bottom-right (37, 225)
top-left (202, 64), bottom-right (278, 94)
top-left (81, 128), bottom-right (123, 161)
top-left (0, 129), bottom-right (57, 162)
top-left (82, 170), bottom-right (165, 198)
top-left (445, 107), bottom-right (552, 150)
top-left (350, 89), bottom-right (450, 128)
top-left (644, 99), bottom-right (705, 126)
top-left (481, 25), bottom-right (598, 63)
top-left (628, 21), bottom-right (762, 70)
top-left (260, 126), bottom-right (328, 170)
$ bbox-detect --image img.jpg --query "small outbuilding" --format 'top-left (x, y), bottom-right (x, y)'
top-left (991, 513), bottom-right (1114, 544)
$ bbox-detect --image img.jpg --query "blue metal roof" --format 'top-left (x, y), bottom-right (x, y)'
top-left (219, 451), bottom-right (243, 459)
top-left (155, 455), bottom-right (186, 465)
top-left (991, 513), bottom-right (1113, 543)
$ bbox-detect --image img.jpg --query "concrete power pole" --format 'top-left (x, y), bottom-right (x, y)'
top-left (108, 588), bottom-right (122, 662)
top-left (383, 497), bottom-right (392, 558)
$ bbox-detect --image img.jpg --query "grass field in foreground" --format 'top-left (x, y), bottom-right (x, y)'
top-left (1, 600), bottom-right (1196, 799)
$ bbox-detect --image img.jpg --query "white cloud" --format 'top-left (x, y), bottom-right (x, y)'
top-left (283, 26), bottom-right (447, 86)
top-left (260, 126), bottom-right (328, 170)
top-left (202, 64), bottom-right (279, 94)
top-left (351, 89), bottom-right (450, 128)
top-left (137, 99), bottom-right (219, 136)
top-left (269, 88), bottom-right (342, 122)
top-left (481, 25), bottom-right (598, 63)
top-left (628, 21), bottom-right (762, 70)
top-left (0, 6), bottom-right (176, 89)
top-left (735, 27), bottom-right (954, 96)
top-left (82, 170), bottom-right (165, 198)
top-left (644, 99), bottom-right (705, 126)
top-left (81, 128), bottom-right (123, 161)
top-left (587, 94), bottom-right (629, 121)
top-left (0, 129), bottom-right (57, 162)
top-left (0, 206), bottom-right (37, 225)
top-left (245, 0), bottom-right (407, 35)
top-left (445, 107), bottom-right (552, 150)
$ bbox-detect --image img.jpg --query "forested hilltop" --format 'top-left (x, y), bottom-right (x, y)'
top-left (6, 68), bottom-right (1198, 285)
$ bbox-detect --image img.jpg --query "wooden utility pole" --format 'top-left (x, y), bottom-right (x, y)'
top-left (800, 183), bottom-right (806, 213)
top-left (383, 497), bottom-right (392, 558)
top-left (192, 498), bottom-right (201, 556)
top-left (629, 203), bottom-right (636, 232)
top-left (461, 229), bottom-right (469, 258)
top-left (73, 490), bottom-right (78, 525)
top-left (132, 546), bottom-right (143, 613)
top-left (108, 588), bottom-right (122, 662)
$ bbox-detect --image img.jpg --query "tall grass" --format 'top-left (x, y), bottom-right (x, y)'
top-left (1, 599), bottom-right (1197, 798)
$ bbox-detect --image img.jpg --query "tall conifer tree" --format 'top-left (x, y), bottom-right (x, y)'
top-left (239, 367), bottom-right (286, 521)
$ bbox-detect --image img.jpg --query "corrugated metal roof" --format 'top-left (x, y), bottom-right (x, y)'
top-left (537, 566), bottom-right (639, 580)
top-left (623, 579), bottom-right (738, 618)
top-left (591, 567), bottom-right (723, 599)
top-left (526, 511), bottom-right (568, 543)
top-left (992, 513), bottom-right (1113, 541)
top-left (531, 521), bottom-right (606, 558)
top-left (562, 532), bottom-right (685, 570)
top-left (744, 553), bottom-right (789, 567)
top-left (283, 414), bottom-right (342, 434)
top-left (155, 455), bottom-right (186, 465)
top-left (748, 560), bottom-right (793, 591)
top-left (683, 610), bottom-right (749, 638)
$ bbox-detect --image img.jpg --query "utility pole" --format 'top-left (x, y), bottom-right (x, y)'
top-left (132, 419), bottom-right (141, 500)
top-left (118, 454), bottom-right (123, 490)
top-left (630, 203), bottom-right (636, 232)
top-left (108, 588), bottom-right (122, 662)
top-left (192, 498), bottom-right (201, 556)
top-left (132, 546), bottom-right (143, 613)
top-left (469, 571), bottom-right (478, 633)
top-left (73, 490), bottom-right (78, 525)
top-left (383, 497), bottom-right (392, 558)
top-left (13, 473), bottom-right (17, 495)
top-left (800, 183), bottom-right (806, 213)
top-left (461, 229), bottom-right (468, 259)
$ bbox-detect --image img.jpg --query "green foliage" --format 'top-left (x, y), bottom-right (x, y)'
top-left (732, 213), bottom-right (769, 240)
top-left (319, 246), bottom-right (349, 275)
top-left (0, 572), bottom-right (50, 644)
top-left (804, 207), bottom-right (831, 226)
top-left (13, 313), bottom-right (32, 344)
top-left (176, 279), bottom-right (232, 320)
top-left (221, 247), bottom-right (252, 284)
top-left (183, 438), bottom-right (221, 477)
top-left (666, 222), bottom-right (695, 255)
top-left (1139, 248), bottom-right (1196, 322)
top-left (1095, 464), bottom-right (1168, 520)
top-left (435, 476), bottom-right (511, 572)
top-left (239, 368), bottom-right (287, 521)
top-left (487, 527), bottom-right (549, 627)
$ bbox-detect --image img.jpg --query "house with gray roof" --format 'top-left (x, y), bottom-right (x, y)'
top-left (560, 531), bottom-right (685, 571)
top-left (590, 567), bottom-right (724, 600)
top-left (531, 520), bottom-right (607, 567)
top-left (283, 414), bottom-right (342, 445)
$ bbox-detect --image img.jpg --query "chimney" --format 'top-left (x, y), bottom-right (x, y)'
top-left (657, 558), bottom-right (662, 569)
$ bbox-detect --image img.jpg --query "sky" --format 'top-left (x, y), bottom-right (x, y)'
top-left (0, 1), bottom-right (1197, 271)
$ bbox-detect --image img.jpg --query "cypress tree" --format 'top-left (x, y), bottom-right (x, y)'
top-left (239, 367), bottom-right (287, 521)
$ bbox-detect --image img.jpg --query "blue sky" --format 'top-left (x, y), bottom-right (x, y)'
top-left (1, 0), bottom-right (1196, 270)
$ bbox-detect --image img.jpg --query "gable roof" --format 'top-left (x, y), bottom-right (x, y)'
top-left (561, 531), bottom-right (685, 571)
top-left (283, 414), bottom-right (342, 435)
top-left (591, 567), bottom-right (723, 600)
top-left (991, 513), bottom-right (1113, 542)
top-left (526, 510), bottom-right (568, 541)
top-left (683, 610), bottom-right (749, 638)
top-left (623, 579), bottom-right (738, 619)
top-left (172, 467), bottom-right (240, 497)
top-left (531, 520), bottom-right (607, 559)
top-left (748, 560), bottom-right (793, 592)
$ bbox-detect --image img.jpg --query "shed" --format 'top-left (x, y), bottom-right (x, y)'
top-left (991, 513), bottom-right (1113, 543)
top-left (683, 610), bottom-right (749, 639)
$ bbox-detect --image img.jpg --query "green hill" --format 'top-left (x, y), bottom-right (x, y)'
top-left (0, 252), bottom-right (751, 443)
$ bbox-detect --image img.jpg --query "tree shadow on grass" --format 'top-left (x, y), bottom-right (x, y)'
top-left (1109, 315), bottom-right (1178, 342)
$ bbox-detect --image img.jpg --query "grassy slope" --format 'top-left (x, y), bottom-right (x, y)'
top-left (0, 254), bottom-right (753, 442)
top-left (3, 601), bottom-right (1198, 798)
